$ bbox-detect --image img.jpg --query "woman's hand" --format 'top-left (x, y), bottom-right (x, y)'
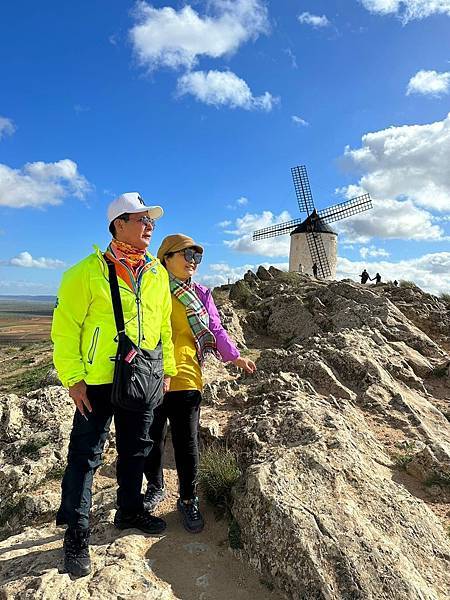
top-left (163, 376), bottom-right (171, 394)
top-left (232, 356), bottom-right (257, 374)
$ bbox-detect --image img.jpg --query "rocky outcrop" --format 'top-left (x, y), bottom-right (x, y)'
top-left (1, 270), bottom-right (449, 599)
top-left (221, 271), bottom-right (450, 599)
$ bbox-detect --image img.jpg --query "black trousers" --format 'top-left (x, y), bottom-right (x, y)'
top-left (56, 383), bottom-right (155, 529)
top-left (144, 390), bottom-right (202, 500)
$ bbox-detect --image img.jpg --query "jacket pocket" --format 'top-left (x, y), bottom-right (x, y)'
top-left (87, 327), bottom-right (100, 364)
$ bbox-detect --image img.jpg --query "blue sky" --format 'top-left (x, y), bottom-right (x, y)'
top-left (0, 0), bottom-right (449, 295)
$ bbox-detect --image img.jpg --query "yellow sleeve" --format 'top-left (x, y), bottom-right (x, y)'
top-left (160, 268), bottom-right (177, 377)
top-left (51, 261), bottom-right (91, 387)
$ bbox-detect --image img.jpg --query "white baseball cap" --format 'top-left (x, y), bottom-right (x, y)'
top-left (107, 192), bottom-right (164, 224)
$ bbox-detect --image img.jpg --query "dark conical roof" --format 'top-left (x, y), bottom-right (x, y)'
top-left (290, 210), bottom-right (337, 236)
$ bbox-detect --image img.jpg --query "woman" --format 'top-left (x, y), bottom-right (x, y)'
top-left (143, 233), bottom-right (256, 533)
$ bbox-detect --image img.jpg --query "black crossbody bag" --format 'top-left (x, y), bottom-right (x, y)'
top-left (105, 257), bottom-right (164, 412)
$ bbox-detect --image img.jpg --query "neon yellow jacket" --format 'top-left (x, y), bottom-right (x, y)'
top-left (51, 246), bottom-right (177, 387)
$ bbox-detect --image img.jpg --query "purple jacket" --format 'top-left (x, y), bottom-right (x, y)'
top-left (192, 282), bottom-right (240, 363)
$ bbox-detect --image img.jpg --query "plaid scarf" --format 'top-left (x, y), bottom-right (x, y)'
top-left (169, 274), bottom-right (218, 365)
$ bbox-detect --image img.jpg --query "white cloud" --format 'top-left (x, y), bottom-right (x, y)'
top-left (74, 104), bottom-right (91, 114)
top-left (337, 252), bottom-right (450, 295)
top-left (218, 219), bottom-right (232, 227)
top-left (292, 115), bottom-right (309, 126)
top-left (360, 0), bottom-right (450, 22)
top-left (341, 113), bottom-right (450, 213)
top-left (223, 210), bottom-right (292, 256)
top-left (177, 70), bottom-right (277, 111)
top-left (406, 69), bottom-right (450, 96)
top-left (334, 192), bottom-right (445, 243)
top-left (0, 116), bottom-right (16, 140)
top-left (197, 260), bottom-right (288, 287)
top-left (0, 159), bottom-right (90, 208)
top-left (0, 280), bottom-right (57, 293)
top-left (359, 245), bottom-right (390, 258)
top-left (225, 195), bottom-right (249, 210)
top-left (198, 252), bottom-right (450, 296)
top-left (283, 48), bottom-right (298, 69)
top-left (5, 251), bottom-right (65, 269)
top-left (130, 0), bottom-right (269, 71)
top-left (298, 12), bottom-right (330, 27)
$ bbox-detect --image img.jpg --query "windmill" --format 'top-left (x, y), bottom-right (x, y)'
top-left (253, 165), bottom-right (373, 279)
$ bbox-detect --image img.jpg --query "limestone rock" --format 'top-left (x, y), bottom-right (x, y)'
top-left (229, 389), bottom-right (450, 600)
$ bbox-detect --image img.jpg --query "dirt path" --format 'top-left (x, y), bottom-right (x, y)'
top-left (0, 441), bottom-right (284, 600)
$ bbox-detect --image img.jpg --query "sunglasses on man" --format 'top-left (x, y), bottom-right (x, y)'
top-left (177, 248), bottom-right (203, 264)
top-left (131, 216), bottom-right (155, 227)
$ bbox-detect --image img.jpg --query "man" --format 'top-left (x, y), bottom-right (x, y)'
top-left (312, 263), bottom-right (318, 278)
top-left (51, 192), bottom-right (176, 578)
top-left (360, 269), bottom-right (370, 284)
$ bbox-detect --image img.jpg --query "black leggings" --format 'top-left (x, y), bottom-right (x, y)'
top-left (144, 390), bottom-right (201, 500)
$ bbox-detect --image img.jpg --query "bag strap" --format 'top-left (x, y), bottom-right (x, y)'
top-left (104, 255), bottom-right (126, 338)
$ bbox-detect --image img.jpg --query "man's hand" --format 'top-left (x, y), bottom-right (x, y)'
top-left (232, 356), bottom-right (257, 374)
top-left (163, 376), bottom-right (171, 394)
top-left (68, 380), bottom-right (92, 419)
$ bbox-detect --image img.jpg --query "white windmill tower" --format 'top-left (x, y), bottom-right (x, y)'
top-left (253, 165), bottom-right (373, 278)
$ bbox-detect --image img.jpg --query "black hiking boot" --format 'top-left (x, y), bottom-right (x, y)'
top-left (63, 527), bottom-right (91, 578)
top-left (177, 497), bottom-right (204, 533)
top-left (114, 509), bottom-right (166, 534)
top-left (143, 484), bottom-right (167, 513)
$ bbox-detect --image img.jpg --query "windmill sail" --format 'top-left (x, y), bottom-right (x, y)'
top-left (291, 165), bottom-right (315, 214)
top-left (318, 193), bottom-right (372, 223)
top-left (252, 164), bottom-right (373, 280)
top-left (253, 218), bottom-right (303, 240)
top-left (306, 232), bottom-right (332, 278)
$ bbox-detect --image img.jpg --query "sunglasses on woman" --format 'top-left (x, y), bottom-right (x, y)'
top-left (177, 248), bottom-right (203, 264)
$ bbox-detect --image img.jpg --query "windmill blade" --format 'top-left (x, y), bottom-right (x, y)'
top-left (253, 218), bottom-right (302, 240)
top-left (306, 232), bottom-right (332, 278)
top-left (291, 165), bottom-right (315, 214)
top-left (318, 193), bottom-right (372, 223)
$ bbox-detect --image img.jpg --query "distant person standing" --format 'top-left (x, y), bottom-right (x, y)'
top-left (52, 193), bottom-right (176, 577)
top-left (312, 263), bottom-right (318, 278)
top-left (360, 269), bottom-right (370, 284)
top-left (393, 280), bottom-right (399, 287)
top-left (298, 263), bottom-right (304, 274)
top-left (371, 272), bottom-right (382, 285)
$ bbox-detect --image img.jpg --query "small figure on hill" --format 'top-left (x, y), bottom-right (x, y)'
top-left (312, 262), bottom-right (318, 278)
top-left (371, 272), bottom-right (382, 285)
top-left (360, 269), bottom-right (370, 284)
top-left (393, 280), bottom-right (398, 287)
top-left (298, 262), bottom-right (304, 274)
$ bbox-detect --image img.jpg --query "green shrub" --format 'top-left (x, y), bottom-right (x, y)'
top-left (439, 292), bottom-right (450, 305)
top-left (198, 445), bottom-right (241, 515)
top-left (11, 361), bottom-right (53, 393)
top-left (393, 441), bottom-right (416, 470)
top-left (228, 517), bottom-right (242, 549)
top-left (0, 496), bottom-right (26, 528)
top-left (19, 436), bottom-right (49, 458)
top-left (424, 473), bottom-right (450, 487)
top-left (46, 463), bottom-right (66, 480)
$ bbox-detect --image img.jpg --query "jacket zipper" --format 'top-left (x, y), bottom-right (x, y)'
top-left (87, 327), bottom-right (100, 364)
